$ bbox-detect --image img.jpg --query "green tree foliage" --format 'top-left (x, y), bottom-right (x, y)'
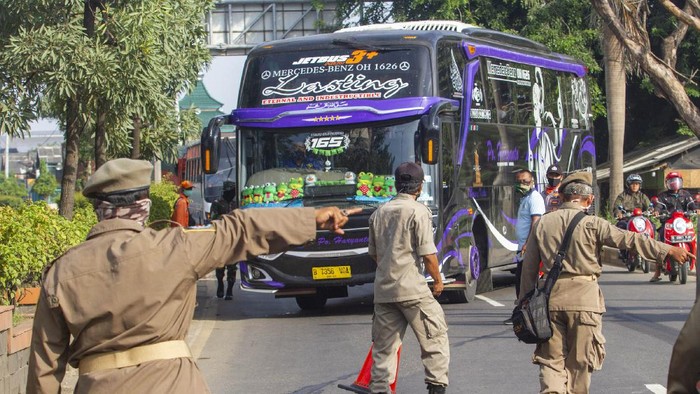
top-left (0, 173), bottom-right (28, 206)
top-left (148, 180), bottom-right (179, 230)
top-left (0, 202), bottom-right (96, 304)
top-left (0, 0), bottom-right (213, 218)
top-left (32, 159), bottom-right (58, 200)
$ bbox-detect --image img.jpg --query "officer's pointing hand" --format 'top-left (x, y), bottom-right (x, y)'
top-left (667, 246), bottom-right (694, 264)
top-left (315, 207), bottom-right (363, 235)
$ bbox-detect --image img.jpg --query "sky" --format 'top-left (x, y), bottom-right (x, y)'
top-left (201, 55), bottom-right (246, 114)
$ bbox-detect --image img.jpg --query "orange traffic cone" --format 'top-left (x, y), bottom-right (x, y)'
top-left (338, 343), bottom-right (402, 394)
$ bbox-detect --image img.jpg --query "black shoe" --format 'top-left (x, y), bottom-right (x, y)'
top-left (216, 283), bottom-right (224, 299)
top-left (503, 318), bottom-right (513, 325)
top-left (224, 293), bottom-right (233, 301)
top-left (427, 383), bottom-right (446, 394)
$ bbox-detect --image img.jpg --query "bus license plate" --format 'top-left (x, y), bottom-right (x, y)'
top-left (312, 266), bottom-right (352, 280)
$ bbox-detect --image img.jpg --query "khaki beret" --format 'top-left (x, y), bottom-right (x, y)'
top-left (83, 158), bottom-right (153, 198)
top-left (560, 171), bottom-right (592, 194)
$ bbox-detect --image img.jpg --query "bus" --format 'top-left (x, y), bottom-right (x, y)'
top-left (178, 132), bottom-right (237, 224)
top-left (201, 20), bottom-right (595, 310)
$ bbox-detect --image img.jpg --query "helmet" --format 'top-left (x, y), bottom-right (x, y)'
top-left (180, 180), bottom-right (195, 189)
top-left (625, 174), bottom-right (642, 187)
top-left (665, 172), bottom-right (683, 192)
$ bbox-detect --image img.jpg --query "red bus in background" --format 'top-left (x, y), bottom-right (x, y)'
top-left (177, 134), bottom-right (237, 224)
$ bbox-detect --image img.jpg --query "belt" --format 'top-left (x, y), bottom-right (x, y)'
top-left (555, 272), bottom-right (597, 281)
top-left (79, 340), bottom-right (192, 374)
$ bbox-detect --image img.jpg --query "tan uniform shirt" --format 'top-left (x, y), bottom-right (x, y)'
top-left (28, 208), bottom-right (316, 394)
top-left (369, 193), bottom-right (437, 303)
top-left (520, 203), bottom-right (671, 312)
top-left (667, 298), bottom-right (700, 393)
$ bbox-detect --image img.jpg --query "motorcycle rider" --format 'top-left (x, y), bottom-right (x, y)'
top-left (612, 174), bottom-right (652, 262)
top-left (651, 171), bottom-right (695, 282)
top-left (612, 174), bottom-right (651, 229)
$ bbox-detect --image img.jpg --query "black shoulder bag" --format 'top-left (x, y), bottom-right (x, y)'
top-left (512, 211), bottom-right (586, 344)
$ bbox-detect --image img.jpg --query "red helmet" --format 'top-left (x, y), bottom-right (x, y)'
top-left (665, 172), bottom-right (683, 192)
top-left (180, 180), bottom-right (195, 189)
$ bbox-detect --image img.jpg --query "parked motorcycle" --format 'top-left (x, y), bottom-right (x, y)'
top-left (652, 198), bottom-right (697, 284)
top-left (616, 206), bottom-right (654, 273)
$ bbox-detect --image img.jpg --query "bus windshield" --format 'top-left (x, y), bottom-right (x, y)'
top-left (239, 118), bottom-right (436, 208)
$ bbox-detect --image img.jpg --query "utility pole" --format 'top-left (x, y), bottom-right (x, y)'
top-left (4, 133), bottom-right (9, 178)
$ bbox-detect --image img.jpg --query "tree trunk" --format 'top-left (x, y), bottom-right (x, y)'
top-left (591, 0), bottom-right (700, 137)
top-left (83, 0), bottom-right (96, 37)
top-left (59, 99), bottom-right (82, 220)
top-left (131, 116), bottom-right (141, 159)
top-left (603, 24), bottom-right (626, 214)
top-left (94, 108), bottom-right (107, 169)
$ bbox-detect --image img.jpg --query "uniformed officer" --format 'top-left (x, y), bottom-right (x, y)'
top-left (519, 171), bottom-right (692, 394)
top-left (27, 158), bottom-right (359, 393)
top-left (667, 298), bottom-right (700, 393)
top-left (211, 180), bottom-right (238, 300)
top-left (368, 162), bottom-right (449, 394)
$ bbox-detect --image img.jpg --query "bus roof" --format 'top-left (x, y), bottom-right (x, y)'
top-left (247, 20), bottom-right (584, 68)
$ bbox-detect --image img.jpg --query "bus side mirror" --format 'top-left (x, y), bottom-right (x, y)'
top-left (419, 101), bottom-right (456, 165)
top-left (201, 117), bottom-right (225, 174)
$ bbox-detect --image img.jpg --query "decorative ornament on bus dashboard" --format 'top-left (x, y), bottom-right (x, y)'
top-left (304, 132), bottom-right (350, 156)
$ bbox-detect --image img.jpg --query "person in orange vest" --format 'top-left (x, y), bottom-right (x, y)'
top-left (171, 180), bottom-right (196, 227)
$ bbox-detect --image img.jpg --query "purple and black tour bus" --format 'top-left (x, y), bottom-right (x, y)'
top-left (201, 21), bottom-right (595, 310)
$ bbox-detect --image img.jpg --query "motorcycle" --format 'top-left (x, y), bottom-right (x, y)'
top-left (651, 198), bottom-right (697, 284)
top-left (616, 206), bottom-right (654, 273)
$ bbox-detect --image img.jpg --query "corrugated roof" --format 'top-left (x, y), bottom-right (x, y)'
top-left (596, 136), bottom-right (700, 180)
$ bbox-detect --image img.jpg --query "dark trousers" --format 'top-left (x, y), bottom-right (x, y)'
top-left (215, 264), bottom-right (237, 298)
top-left (514, 252), bottom-right (523, 298)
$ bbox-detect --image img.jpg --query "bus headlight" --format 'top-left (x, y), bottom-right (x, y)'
top-left (258, 253), bottom-right (283, 261)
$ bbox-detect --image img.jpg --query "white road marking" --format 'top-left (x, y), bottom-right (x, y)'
top-left (476, 295), bottom-right (505, 307)
top-left (645, 384), bottom-right (667, 394)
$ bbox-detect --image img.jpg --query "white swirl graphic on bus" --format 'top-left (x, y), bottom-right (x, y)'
top-left (262, 73), bottom-right (409, 100)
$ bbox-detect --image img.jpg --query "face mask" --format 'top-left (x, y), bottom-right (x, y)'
top-left (515, 183), bottom-right (531, 194)
top-left (183, 189), bottom-right (194, 197)
top-left (548, 178), bottom-right (561, 187)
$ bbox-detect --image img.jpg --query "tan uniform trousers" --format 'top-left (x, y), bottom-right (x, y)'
top-left (533, 311), bottom-right (606, 394)
top-left (370, 296), bottom-right (449, 393)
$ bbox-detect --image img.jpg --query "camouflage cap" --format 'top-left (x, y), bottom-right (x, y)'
top-left (83, 158), bottom-right (153, 198)
top-left (560, 171), bottom-right (593, 195)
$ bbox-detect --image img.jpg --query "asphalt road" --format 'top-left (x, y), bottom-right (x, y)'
top-left (193, 249), bottom-right (697, 394)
